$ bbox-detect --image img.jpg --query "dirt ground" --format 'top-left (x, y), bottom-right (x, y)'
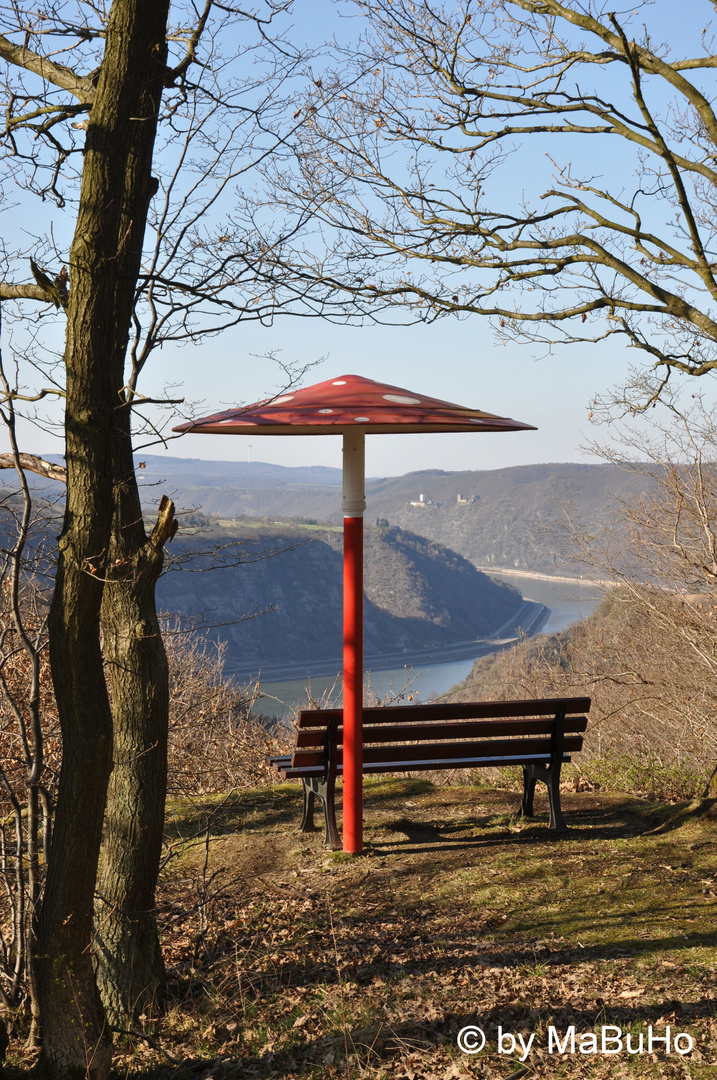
top-left (8, 779), bottom-right (715, 1078)
top-left (83, 778), bottom-right (713, 1080)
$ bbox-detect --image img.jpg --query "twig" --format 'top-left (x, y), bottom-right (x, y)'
top-left (111, 1026), bottom-right (185, 1066)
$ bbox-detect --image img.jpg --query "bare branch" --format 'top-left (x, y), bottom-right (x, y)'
top-left (0, 282), bottom-right (60, 305)
top-left (0, 453), bottom-right (65, 483)
top-left (258, 0), bottom-right (717, 403)
top-left (166, 0), bottom-right (214, 84)
top-left (0, 34), bottom-right (96, 102)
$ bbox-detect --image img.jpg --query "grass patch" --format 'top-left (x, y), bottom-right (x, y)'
top-left (574, 754), bottom-right (710, 802)
top-left (492, 755), bottom-right (709, 803)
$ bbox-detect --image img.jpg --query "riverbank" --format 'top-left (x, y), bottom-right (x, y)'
top-left (246, 599), bottom-right (552, 717)
top-left (477, 565), bottom-right (609, 587)
top-left (248, 573), bottom-right (603, 715)
top-left (227, 598), bottom-right (550, 684)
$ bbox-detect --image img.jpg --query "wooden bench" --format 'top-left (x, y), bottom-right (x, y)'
top-left (269, 697), bottom-right (590, 849)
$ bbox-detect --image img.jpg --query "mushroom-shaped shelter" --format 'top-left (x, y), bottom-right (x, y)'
top-left (174, 374), bottom-right (535, 852)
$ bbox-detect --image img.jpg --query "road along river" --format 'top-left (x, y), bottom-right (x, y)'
top-left (252, 572), bottom-right (603, 719)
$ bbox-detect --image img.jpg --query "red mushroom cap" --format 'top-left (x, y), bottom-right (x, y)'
top-left (173, 374), bottom-right (535, 436)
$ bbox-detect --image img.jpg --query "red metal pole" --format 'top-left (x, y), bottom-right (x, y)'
top-left (343, 515), bottom-right (363, 852)
top-left (342, 429), bottom-right (365, 853)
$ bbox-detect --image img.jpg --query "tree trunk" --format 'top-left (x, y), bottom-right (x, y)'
top-left (35, 2), bottom-right (171, 1076)
top-left (38, 337), bottom-right (115, 1080)
top-left (95, 485), bottom-right (175, 1027)
top-left (90, 0), bottom-right (171, 1027)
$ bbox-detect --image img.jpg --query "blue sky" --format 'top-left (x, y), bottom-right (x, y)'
top-left (141, 0), bottom-right (712, 477)
top-left (5, 0), bottom-right (716, 479)
top-left (142, 295), bottom-right (625, 477)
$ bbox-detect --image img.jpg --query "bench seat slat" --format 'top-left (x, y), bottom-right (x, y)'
top-left (268, 754), bottom-right (292, 768)
top-left (294, 716), bottom-right (588, 748)
top-left (274, 751), bottom-right (573, 780)
top-left (296, 696), bottom-right (591, 729)
top-left (360, 753), bottom-right (573, 773)
top-left (291, 734), bottom-right (583, 770)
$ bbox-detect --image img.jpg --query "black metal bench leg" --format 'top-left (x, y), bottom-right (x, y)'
top-left (299, 777), bottom-right (341, 849)
top-left (300, 781), bottom-right (319, 833)
top-left (546, 763), bottom-right (567, 832)
top-left (546, 707), bottom-right (568, 832)
top-left (521, 762), bottom-right (567, 831)
top-left (321, 771), bottom-right (341, 851)
top-left (320, 716), bottom-right (341, 850)
top-left (521, 765), bottom-right (538, 817)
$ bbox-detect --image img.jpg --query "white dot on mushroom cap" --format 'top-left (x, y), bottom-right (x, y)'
top-left (318, 408), bottom-right (333, 414)
top-left (469, 418), bottom-right (485, 423)
top-left (272, 395), bottom-right (294, 404)
top-left (354, 416), bottom-right (370, 422)
top-left (332, 380), bottom-right (347, 385)
top-left (383, 394), bottom-right (421, 405)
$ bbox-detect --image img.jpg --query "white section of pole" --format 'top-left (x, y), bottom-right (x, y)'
top-left (342, 428), bottom-right (366, 518)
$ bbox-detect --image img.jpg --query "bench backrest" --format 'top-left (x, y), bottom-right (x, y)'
top-left (291, 697), bottom-right (590, 770)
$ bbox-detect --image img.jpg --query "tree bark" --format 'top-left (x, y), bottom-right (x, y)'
top-left (35, 2), bottom-right (171, 1076)
top-left (95, 488), bottom-right (175, 1027)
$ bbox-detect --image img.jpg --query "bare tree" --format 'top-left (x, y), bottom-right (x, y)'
top-left (575, 393), bottom-right (717, 781)
top-left (164, 619), bottom-right (286, 796)
top-left (262, 0), bottom-right (717, 405)
top-left (451, 588), bottom-right (717, 798)
top-left (0, 340), bottom-right (60, 1050)
top-left (0, 1), bottom-right (323, 1073)
top-left (450, 392), bottom-right (717, 798)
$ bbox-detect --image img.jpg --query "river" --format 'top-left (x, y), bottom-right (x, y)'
top-left (252, 571), bottom-right (603, 719)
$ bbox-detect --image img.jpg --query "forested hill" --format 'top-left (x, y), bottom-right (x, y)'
top-left (368, 463), bottom-right (653, 574)
top-left (133, 456), bottom-right (654, 575)
top-left (156, 523), bottom-right (523, 680)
